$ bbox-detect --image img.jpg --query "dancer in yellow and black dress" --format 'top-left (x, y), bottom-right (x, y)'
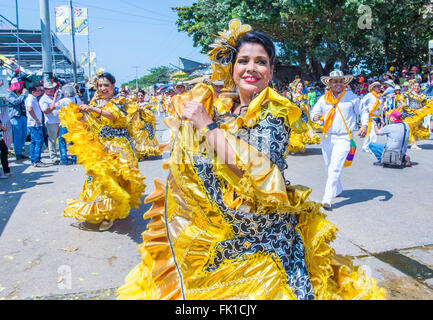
top-left (117, 20), bottom-right (385, 300)
top-left (401, 81), bottom-right (433, 150)
top-left (287, 80), bottom-right (321, 154)
top-left (59, 72), bottom-right (145, 231)
top-left (127, 89), bottom-right (162, 159)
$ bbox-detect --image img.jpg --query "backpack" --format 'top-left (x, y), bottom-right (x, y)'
top-left (381, 122), bottom-right (407, 168)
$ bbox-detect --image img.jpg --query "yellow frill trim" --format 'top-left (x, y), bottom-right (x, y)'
top-left (403, 101), bottom-right (433, 143)
top-left (59, 103), bottom-right (146, 223)
top-left (127, 105), bottom-right (162, 158)
top-left (117, 179), bottom-right (385, 300)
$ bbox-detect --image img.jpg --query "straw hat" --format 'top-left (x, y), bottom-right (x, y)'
top-left (320, 70), bottom-right (353, 86)
top-left (368, 81), bottom-right (381, 92)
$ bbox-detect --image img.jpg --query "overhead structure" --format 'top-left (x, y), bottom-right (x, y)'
top-left (171, 57), bottom-right (210, 75)
top-left (0, 29), bottom-right (85, 83)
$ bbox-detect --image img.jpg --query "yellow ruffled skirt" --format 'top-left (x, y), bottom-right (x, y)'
top-left (117, 179), bottom-right (385, 300)
top-left (60, 104), bottom-right (146, 224)
top-left (128, 110), bottom-right (162, 158)
top-left (403, 105), bottom-right (433, 143)
top-left (287, 118), bottom-right (321, 154)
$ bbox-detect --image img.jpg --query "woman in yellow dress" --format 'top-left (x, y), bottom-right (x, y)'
top-left (287, 80), bottom-right (321, 154)
top-left (127, 89), bottom-right (162, 159)
top-left (401, 82), bottom-right (433, 149)
top-left (59, 72), bottom-right (145, 231)
top-left (117, 20), bottom-right (385, 300)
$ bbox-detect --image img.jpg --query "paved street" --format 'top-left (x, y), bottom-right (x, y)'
top-left (1, 114), bottom-right (433, 300)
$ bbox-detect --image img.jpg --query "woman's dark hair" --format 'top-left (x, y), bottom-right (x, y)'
top-left (138, 89), bottom-right (145, 95)
top-left (98, 72), bottom-right (116, 85)
top-left (234, 30), bottom-right (276, 66)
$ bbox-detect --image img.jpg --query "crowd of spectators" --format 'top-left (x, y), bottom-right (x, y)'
top-left (0, 74), bottom-right (84, 178)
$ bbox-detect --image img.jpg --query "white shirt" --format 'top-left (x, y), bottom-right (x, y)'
top-left (39, 93), bottom-right (59, 124)
top-left (361, 92), bottom-right (383, 117)
top-left (25, 94), bottom-right (43, 127)
top-left (55, 96), bottom-right (82, 111)
top-left (311, 91), bottom-right (368, 135)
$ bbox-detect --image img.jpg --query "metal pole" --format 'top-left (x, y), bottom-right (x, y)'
top-left (40, 0), bottom-right (53, 84)
top-left (87, 11), bottom-right (91, 80)
top-left (133, 66), bottom-right (139, 89)
top-left (69, 0), bottom-right (77, 83)
top-left (15, 0), bottom-right (20, 76)
top-left (87, 9), bottom-right (91, 102)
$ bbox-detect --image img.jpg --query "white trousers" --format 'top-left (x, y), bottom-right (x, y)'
top-left (362, 122), bottom-right (377, 152)
top-left (321, 134), bottom-right (351, 204)
top-left (423, 114), bottom-right (431, 130)
top-left (46, 123), bottom-right (59, 160)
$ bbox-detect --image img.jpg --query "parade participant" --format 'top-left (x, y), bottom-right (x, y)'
top-left (361, 81), bottom-right (384, 153)
top-left (368, 110), bottom-right (411, 167)
top-left (5, 77), bottom-right (29, 160)
top-left (287, 80), bottom-right (321, 153)
top-left (311, 70), bottom-right (369, 210)
top-left (59, 72), bottom-right (145, 231)
top-left (401, 81), bottom-right (433, 150)
top-left (40, 81), bottom-right (61, 164)
top-left (25, 84), bottom-right (46, 167)
top-left (402, 81), bottom-right (410, 94)
top-left (392, 85), bottom-right (406, 111)
top-left (126, 89), bottom-right (162, 159)
top-left (210, 79), bottom-right (224, 99)
top-left (117, 20), bottom-right (384, 300)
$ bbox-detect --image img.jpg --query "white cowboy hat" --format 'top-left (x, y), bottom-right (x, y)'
top-left (320, 70), bottom-right (353, 86)
top-left (211, 80), bottom-right (224, 86)
top-left (384, 80), bottom-right (395, 87)
top-left (368, 81), bottom-right (381, 92)
top-left (175, 81), bottom-right (186, 88)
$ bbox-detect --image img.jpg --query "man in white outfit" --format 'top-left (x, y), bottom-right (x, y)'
top-left (39, 81), bottom-right (60, 164)
top-left (311, 70), bottom-right (369, 210)
top-left (361, 81), bottom-right (384, 153)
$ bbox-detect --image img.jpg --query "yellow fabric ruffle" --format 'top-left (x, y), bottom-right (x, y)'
top-left (286, 95), bottom-right (321, 153)
top-left (59, 101), bottom-right (146, 224)
top-left (117, 84), bottom-right (385, 300)
top-left (127, 104), bottom-right (162, 158)
top-left (403, 102), bottom-right (433, 142)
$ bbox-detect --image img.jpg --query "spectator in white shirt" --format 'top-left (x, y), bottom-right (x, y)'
top-left (39, 81), bottom-right (60, 164)
top-left (25, 83), bottom-right (47, 167)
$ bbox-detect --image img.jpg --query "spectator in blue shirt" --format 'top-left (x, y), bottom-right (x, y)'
top-left (5, 77), bottom-right (29, 160)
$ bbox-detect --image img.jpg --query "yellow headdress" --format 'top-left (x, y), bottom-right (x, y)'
top-left (89, 68), bottom-right (105, 89)
top-left (208, 19), bottom-right (252, 90)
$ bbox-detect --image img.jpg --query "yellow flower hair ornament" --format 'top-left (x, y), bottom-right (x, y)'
top-left (208, 19), bottom-right (252, 90)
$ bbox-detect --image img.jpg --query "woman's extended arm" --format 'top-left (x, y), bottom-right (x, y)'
top-left (181, 100), bottom-right (243, 178)
top-left (79, 104), bottom-right (116, 121)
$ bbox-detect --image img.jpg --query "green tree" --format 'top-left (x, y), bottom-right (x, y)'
top-left (124, 66), bottom-right (175, 89)
top-left (173, 0), bottom-right (433, 80)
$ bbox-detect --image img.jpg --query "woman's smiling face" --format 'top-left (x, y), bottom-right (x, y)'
top-left (98, 77), bottom-right (115, 100)
top-left (232, 42), bottom-right (273, 99)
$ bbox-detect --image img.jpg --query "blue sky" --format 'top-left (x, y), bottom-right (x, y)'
top-left (1, 0), bottom-right (209, 84)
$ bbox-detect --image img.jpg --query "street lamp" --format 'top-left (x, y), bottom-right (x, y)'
top-left (133, 66), bottom-right (139, 89)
